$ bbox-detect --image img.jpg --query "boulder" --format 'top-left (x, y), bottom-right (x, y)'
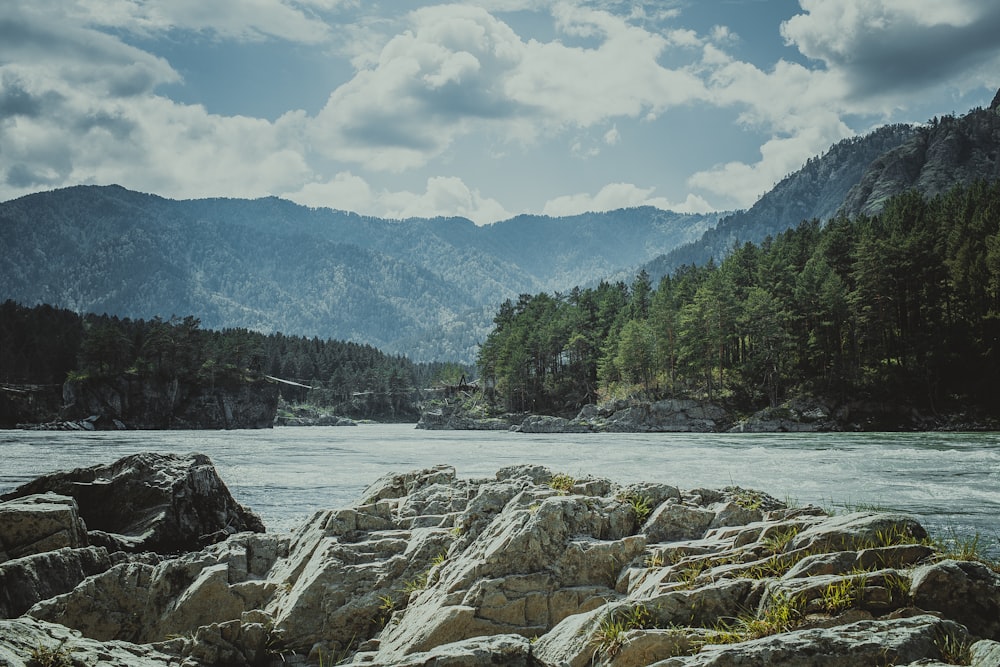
top-left (0, 452), bottom-right (265, 553)
top-left (4, 463), bottom-right (997, 667)
top-left (911, 559), bottom-right (1000, 640)
top-left (650, 615), bottom-right (968, 666)
top-left (516, 415), bottom-right (591, 433)
top-left (357, 633), bottom-right (533, 667)
top-left (0, 546), bottom-right (118, 618)
top-left (0, 493), bottom-right (88, 562)
top-left (0, 617), bottom-right (179, 667)
top-left (28, 532), bottom-right (286, 643)
top-left (580, 399), bottom-right (729, 433)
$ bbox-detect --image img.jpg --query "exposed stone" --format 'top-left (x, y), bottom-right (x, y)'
top-left (28, 532), bottom-right (285, 643)
top-left (650, 615), bottom-right (968, 666)
top-left (910, 559), bottom-right (1000, 640)
top-left (61, 374), bottom-right (278, 429)
top-left (0, 493), bottom-right (88, 562)
top-left (516, 415), bottom-right (591, 433)
top-left (0, 617), bottom-right (179, 667)
top-left (2, 462), bottom-right (996, 667)
top-left (0, 546), bottom-right (117, 618)
top-left (1, 452), bottom-right (265, 553)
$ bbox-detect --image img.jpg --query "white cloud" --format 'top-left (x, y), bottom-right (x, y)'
top-left (310, 3), bottom-right (708, 171)
top-left (781, 0), bottom-right (1000, 100)
top-left (286, 173), bottom-right (511, 225)
top-left (69, 0), bottom-right (333, 43)
top-left (687, 120), bottom-right (849, 208)
top-left (542, 182), bottom-right (713, 217)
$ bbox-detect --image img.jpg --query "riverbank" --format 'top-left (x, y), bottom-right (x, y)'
top-left (417, 395), bottom-right (1000, 433)
top-left (1, 453), bottom-right (999, 666)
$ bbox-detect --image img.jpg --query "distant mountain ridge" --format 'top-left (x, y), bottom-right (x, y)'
top-left (646, 90), bottom-right (1000, 278)
top-left (3, 90), bottom-right (999, 363)
top-left (0, 186), bottom-right (718, 362)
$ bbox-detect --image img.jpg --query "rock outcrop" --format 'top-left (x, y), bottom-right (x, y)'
top-left (0, 452), bottom-right (265, 553)
top-left (61, 374), bottom-right (279, 429)
top-left (2, 461), bottom-right (999, 667)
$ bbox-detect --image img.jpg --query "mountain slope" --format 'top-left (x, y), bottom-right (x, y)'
top-left (646, 93), bottom-right (1000, 279)
top-left (643, 123), bottom-right (919, 278)
top-left (0, 185), bottom-right (720, 362)
top-left (841, 101), bottom-right (1000, 217)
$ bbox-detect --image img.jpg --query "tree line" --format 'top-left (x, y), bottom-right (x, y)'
top-left (477, 181), bottom-right (1000, 417)
top-left (0, 303), bottom-right (469, 419)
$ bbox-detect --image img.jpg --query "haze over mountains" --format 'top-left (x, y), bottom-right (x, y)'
top-left (2, 93), bottom-right (999, 363)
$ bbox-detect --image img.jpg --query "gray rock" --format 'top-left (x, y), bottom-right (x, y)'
top-left (971, 639), bottom-right (1000, 667)
top-left (0, 617), bottom-right (179, 667)
top-left (517, 415), bottom-right (591, 433)
top-left (0, 546), bottom-right (117, 618)
top-left (369, 633), bottom-right (533, 666)
top-left (0, 493), bottom-right (88, 562)
top-left (911, 559), bottom-right (1000, 640)
top-left (0, 452), bottom-right (265, 553)
top-left (643, 501), bottom-right (716, 543)
top-left (28, 533), bottom-right (283, 644)
top-left (651, 615), bottom-right (967, 667)
top-left (789, 511), bottom-right (927, 553)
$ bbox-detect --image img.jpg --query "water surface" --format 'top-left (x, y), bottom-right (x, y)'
top-left (2, 425), bottom-right (997, 553)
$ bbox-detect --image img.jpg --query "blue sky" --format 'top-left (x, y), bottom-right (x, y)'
top-left (2, 1), bottom-right (998, 224)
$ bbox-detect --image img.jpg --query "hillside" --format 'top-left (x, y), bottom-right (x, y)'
top-left (642, 123), bottom-right (919, 279)
top-left (0, 187), bottom-right (719, 362)
top-left (646, 92), bottom-right (1000, 279)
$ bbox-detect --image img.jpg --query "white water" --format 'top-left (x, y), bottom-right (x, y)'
top-left (2, 425), bottom-right (998, 553)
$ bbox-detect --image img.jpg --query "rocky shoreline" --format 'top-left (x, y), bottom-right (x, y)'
top-left (1, 454), bottom-right (998, 666)
top-left (417, 396), bottom-right (1000, 433)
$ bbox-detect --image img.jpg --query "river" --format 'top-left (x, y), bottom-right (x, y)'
top-left (1, 425), bottom-right (998, 554)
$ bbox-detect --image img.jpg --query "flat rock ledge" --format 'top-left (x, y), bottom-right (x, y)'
top-left (1, 462), bottom-right (999, 667)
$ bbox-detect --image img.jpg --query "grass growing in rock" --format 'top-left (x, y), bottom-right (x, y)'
top-left (819, 577), bottom-right (865, 614)
top-left (592, 604), bottom-right (653, 658)
top-left (28, 644), bottom-right (73, 667)
top-left (705, 593), bottom-right (804, 645)
top-left (934, 626), bottom-right (974, 665)
top-left (549, 473), bottom-right (576, 494)
top-left (617, 492), bottom-right (654, 523)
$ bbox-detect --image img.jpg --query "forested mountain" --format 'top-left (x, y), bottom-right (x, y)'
top-left (646, 92), bottom-right (1000, 278)
top-left (4, 91), bottom-right (999, 366)
top-left (479, 182), bottom-right (1000, 421)
top-left (0, 187), bottom-right (718, 362)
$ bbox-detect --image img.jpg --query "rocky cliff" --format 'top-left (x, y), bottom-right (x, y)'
top-left (1, 458), bottom-right (999, 666)
top-left (59, 375), bottom-right (278, 429)
top-left (841, 102), bottom-right (1000, 218)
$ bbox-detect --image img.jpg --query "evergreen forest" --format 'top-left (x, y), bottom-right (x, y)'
top-left (0, 302), bottom-right (467, 420)
top-left (477, 182), bottom-right (1000, 418)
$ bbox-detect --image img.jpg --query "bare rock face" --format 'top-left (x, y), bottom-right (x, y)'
top-left (0, 617), bottom-right (179, 667)
top-left (0, 546), bottom-right (118, 618)
top-left (0, 452), bottom-right (265, 553)
top-left (3, 462), bottom-right (1000, 667)
top-left (0, 493), bottom-right (88, 562)
top-left (28, 533), bottom-right (286, 643)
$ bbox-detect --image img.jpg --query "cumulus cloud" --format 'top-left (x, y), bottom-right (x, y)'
top-left (781, 0), bottom-right (1000, 99)
top-left (69, 0), bottom-right (334, 43)
top-left (286, 173), bottom-right (511, 225)
top-left (310, 3), bottom-right (708, 171)
top-left (542, 182), bottom-right (713, 217)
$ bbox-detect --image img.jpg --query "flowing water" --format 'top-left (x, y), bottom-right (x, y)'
top-left (2, 425), bottom-right (998, 553)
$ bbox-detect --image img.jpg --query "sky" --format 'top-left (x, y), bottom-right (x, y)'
top-left (1, 1), bottom-right (999, 225)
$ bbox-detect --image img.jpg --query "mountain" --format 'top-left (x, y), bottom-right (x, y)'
top-left (642, 123), bottom-right (919, 278)
top-left (0, 186), bottom-right (719, 362)
top-left (645, 91), bottom-right (1000, 279)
